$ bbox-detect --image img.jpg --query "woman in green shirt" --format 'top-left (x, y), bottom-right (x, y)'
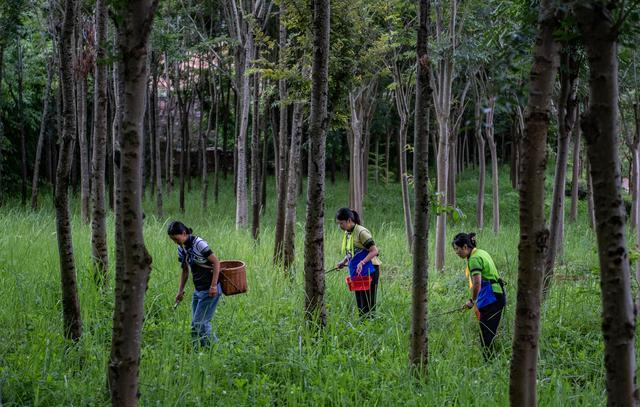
top-left (335, 208), bottom-right (381, 317)
top-left (452, 232), bottom-right (506, 356)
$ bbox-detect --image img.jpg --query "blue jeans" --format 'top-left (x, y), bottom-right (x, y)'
top-left (191, 283), bottom-right (222, 347)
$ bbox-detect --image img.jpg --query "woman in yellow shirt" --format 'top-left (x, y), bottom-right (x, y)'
top-left (335, 208), bottom-right (381, 317)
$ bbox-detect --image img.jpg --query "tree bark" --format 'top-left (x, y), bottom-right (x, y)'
top-left (251, 67), bottom-right (262, 240)
top-left (304, 0), bottom-right (329, 326)
top-left (544, 48), bottom-right (579, 295)
top-left (473, 88), bottom-right (485, 229)
top-left (0, 45), bottom-right (4, 205)
top-left (108, 1), bottom-right (158, 404)
top-left (91, 0), bottom-right (109, 285)
top-left (410, 0), bottom-right (431, 373)
top-left (569, 111), bottom-right (581, 223)
top-left (31, 59), bottom-right (54, 210)
top-left (55, 0), bottom-right (83, 342)
top-left (573, 3), bottom-right (637, 404)
top-left (484, 96), bottom-right (500, 235)
top-left (509, 1), bottom-right (559, 405)
top-left (151, 58), bottom-right (163, 217)
top-left (78, 76), bottom-right (91, 224)
top-left (586, 157), bottom-right (596, 229)
top-left (274, 0), bottom-right (289, 263)
top-left (17, 37), bottom-right (28, 206)
top-left (283, 103), bottom-right (303, 271)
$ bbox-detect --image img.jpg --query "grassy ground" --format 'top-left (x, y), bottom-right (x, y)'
top-left (0, 166), bottom-right (637, 405)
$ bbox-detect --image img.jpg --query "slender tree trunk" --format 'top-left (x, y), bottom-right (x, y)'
top-left (78, 76), bottom-right (91, 224)
top-left (385, 128), bottom-right (391, 184)
top-left (201, 80), bottom-right (211, 211)
top-left (0, 46), bottom-right (4, 205)
top-left (544, 48), bottom-right (579, 295)
top-left (586, 157), bottom-right (596, 229)
top-left (447, 136), bottom-right (456, 206)
top-left (509, 2), bottom-right (559, 405)
top-left (399, 122), bottom-right (414, 250)
top-left (283, 103), bottom-right (303, 271)
top-left (410, 0), bottom-right (431, 372)
top-left (474, 95), bottom-right (485, 229)
top-left (55, 0), bottom-right (83, 342)
top-left (151, 61), bottom-right (163, 217)
top-left (214, 76), bottom-right (221, 204)
top-left (569, 114), bottom-right (581, 223)
top-left (573, 4), bottom-right (637, 404)
top-left (274, 2), bottom-right (289, 263)
top-left (304, 0), bottom-right (330, 326)
top-left (90, 0), bottom-right (109, 285)
top-left (108, 1), bottom-right (158, 404)
top-left (235, 40), bottom-right (253, 229)
top-left (17, 38), bottom-right (28, 206)
top-left (434, 110), bottom-right (449, 270)
top-left (260, 96), bottom-right (269, 211)
top-left (634, 103), bottom-right (640, 314)
top-left (484, 96), bottom-right (500, 235)
top-left (31, 60), bottom-right (54, 210)
top-left (251, 68), bottom-right (261, 240)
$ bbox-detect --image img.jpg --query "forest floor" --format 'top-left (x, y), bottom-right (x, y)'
top-left (0, 166), bottom-right (637, 405)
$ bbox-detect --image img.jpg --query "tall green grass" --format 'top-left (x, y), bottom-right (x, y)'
top-left (0, 167), bottom-right (636, 405)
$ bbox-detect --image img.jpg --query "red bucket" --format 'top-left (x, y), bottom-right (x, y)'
top-left (346, 275), bottom-right (372, 291)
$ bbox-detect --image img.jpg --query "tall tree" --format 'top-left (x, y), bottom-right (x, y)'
top-left (544, 47), bottom-right (579, 295)
top-left (472, 80), bottom-right (485, 229)
top-left (150, 53), bottom-right (163, 217)
top-left (572, 2), bottom-right (637, 404)
top-left (55, 0), bottom-right (83, 341)
top-left (251, 60), bottom-right (262, 240)
top-left (16, 37), bottom-right (28, 206)
top-left (76, 21), bottom-right (92, 225)
top-left (509, 0), bottom-right (560, 404)
top-left (568, 113), bottom-right (581, 223)
top-left (273, 0), bottom-right (289, 263)
top-left (91, 0), bottom-right (109, 283)
top-left (431, 0), bottom-right (459, 270)
top-left (304, 0), bottom-right (330, 326)
top-left (108, 0), bottom-right (158, 404)
top-left (409, 0), bottom-right (432, 374)
top-left (283, 102), bottom-right (303, 271)
top-left (31, 56), bottom-right (54, 210)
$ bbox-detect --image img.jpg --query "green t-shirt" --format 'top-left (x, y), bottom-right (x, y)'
top-left (466, 248), bottom-right (502, 294)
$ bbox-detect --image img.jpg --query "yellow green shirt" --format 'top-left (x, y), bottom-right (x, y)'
top-left (342, 224), bottom-right (381, 266)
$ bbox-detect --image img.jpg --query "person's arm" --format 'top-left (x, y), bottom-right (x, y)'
top-left (464, 274), bottom-right (482, 309)
top-left (207, 253), bottom-right (221, 297)
top-left (355, 245), bottom-right (379, 274)
top-left (175, 262), bottom-right (189, 304)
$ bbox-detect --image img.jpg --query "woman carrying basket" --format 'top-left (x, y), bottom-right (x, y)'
top-left (452, 232), bottom-right (506, 357)
top-left (335, 208), bottom-right (381, 317)
top-left (168, 221), bottom-right (222, 347)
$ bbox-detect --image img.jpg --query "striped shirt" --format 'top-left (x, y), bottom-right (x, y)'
top-left (178, 235), bottom-right (215, 291)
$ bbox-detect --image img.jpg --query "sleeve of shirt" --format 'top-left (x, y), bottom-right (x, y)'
top-left (468, 256), bottom-right (483, 276)
top-left (177, 247), bottom-right (185, 264)
top-left (195, 238), bottom-right (214, 258)
top-left (358, 228), bottom-right (375, 249)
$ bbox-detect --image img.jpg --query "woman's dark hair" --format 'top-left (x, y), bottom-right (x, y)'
top-left (452, 232), bottom-right (477, 249)
top-left (167, 221), bottom-right (193, 236)
top-left (336, 207), bottom-right (361, 225)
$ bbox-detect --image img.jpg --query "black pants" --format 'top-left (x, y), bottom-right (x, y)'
top-left (355, 266), bottom-right (379, 316)
top-left (478, 292), bottom-right (506, 355)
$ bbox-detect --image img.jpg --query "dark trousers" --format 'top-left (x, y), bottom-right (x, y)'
top-left (478, 292), bottom-right (506, 356)
top-left (355, 266), bottom-right (379, 316)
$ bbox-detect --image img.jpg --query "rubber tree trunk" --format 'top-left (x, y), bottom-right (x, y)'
top-left (634, 103), bottom-right (640, 314)
top-left (569, 116), bottom-right (581, 223)
top-left (78, 75), bottom-right (91, 225)
top-left (16, 38), bottom-right (28, 206)
top-left (544, 48), bottom-right (579, 296)
top-left (283, 103), bottom-right (303, 271)
top-left (108, 1), bottom-right (158, 404)
top-left (274, 1), bottom-right (289, 264)
top-left (0, 46), bottom-right (4, 205)
top-left (304, 0), bottom-right (330, 327)
top-left (484, 96), bottom-right (500, 235)
top-left (586, 157), bottom-right (596, 229)
top-left (31, 60), bottom-right (54, 210)
top-left (410, 0), bottom-right (431, 373)
top-left (151, 60), bottom-right (163, 217)
top-left (473, 90), bottom-right (485, 229)
top-left (398, 120), bottom-right (414, 251)
top-left (90, 0), bottom-right (109, 285)
top-left (573, 3), bottom-right (637, 404)
top-left (508, 2), bottom-right (559, 405)
top-left (251, 68), bottom-right (262, 240)
top-left (55, 0), bottom-right (83, 342)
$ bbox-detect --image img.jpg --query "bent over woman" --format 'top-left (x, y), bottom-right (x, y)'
top-left (168, 221), bottom-right (222, 347)
top-left (335, 208), bottom-right (381, 317)
top-left (452, 232), bottom-right (506, 357)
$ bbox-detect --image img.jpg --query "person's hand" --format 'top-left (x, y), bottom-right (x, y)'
top-left (463, 299), bottom-right (474, 309)
top-left (356, 261), bottom-right (365, 275)
top-left (208, 285), bottom-right (218, 297)
top-left (336, 261), bottom-right (345, 269)
top-left (175, 291), bottom-right (184, 304)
